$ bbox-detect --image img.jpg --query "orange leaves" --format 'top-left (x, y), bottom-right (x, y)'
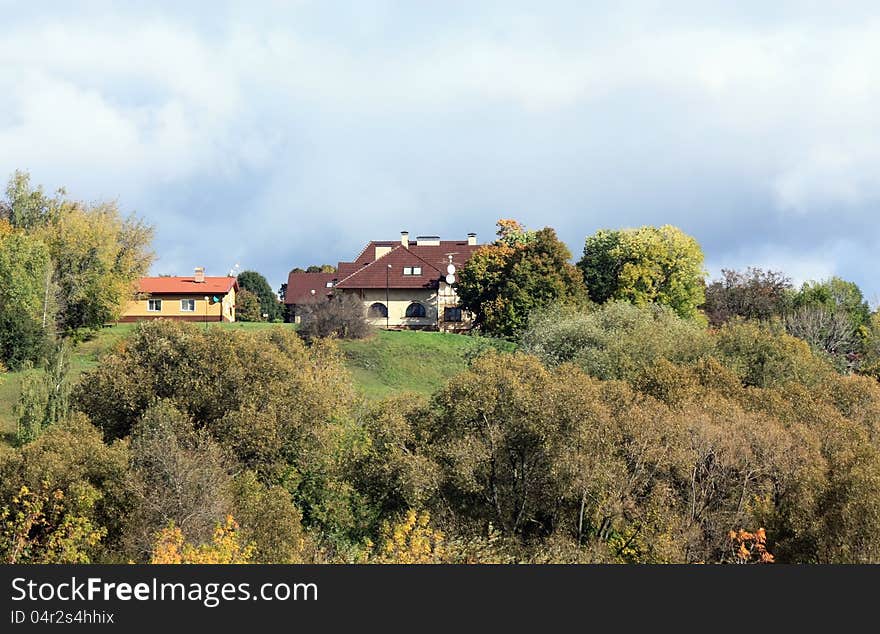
top-left (728, 527), bottom-right (774, 564)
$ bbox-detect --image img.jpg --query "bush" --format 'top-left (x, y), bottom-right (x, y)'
top-left (521, 301), bottom-right (713, 381)
top-left (299, 294), bottom-right (372, 341)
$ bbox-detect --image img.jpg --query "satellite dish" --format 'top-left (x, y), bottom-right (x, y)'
top-left (445, 274), bottom-right (455, 285)
top-left (446, 264), bottom-right (456, 274)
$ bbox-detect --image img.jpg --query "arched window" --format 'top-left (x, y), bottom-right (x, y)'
top-left (405, 302), bottom-right (426, 318)
top-left (368, 302), bottom-right (388, 318)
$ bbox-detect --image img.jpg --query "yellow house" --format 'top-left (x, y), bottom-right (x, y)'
top-left (121, 268), bottom-right (238, 323)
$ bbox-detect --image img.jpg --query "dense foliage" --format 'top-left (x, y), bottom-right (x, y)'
top-left (236, 270), bottom-right (282, 321)
top-left (457, 220), bottom-right (587, 339)
top-left (0, 171), bottom-right (153, 368)
top-left (578, 225), bottom-right (706, 319)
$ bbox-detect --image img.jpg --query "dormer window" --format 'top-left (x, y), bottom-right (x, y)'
top-left (325, 281), bottom-right (333, 288)
top-left (403, 266), bottom-right (421, 276)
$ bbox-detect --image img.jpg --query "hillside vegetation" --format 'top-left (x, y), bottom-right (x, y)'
top-left (0, 324), bottom-right (504, 443)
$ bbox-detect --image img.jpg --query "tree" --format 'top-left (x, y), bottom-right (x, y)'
top-left (15, 344), bottom-right (71, 445)
top-left (578, 225), bottom-right (706, 319)
top-left (235, 288), bottom-right (263, 322)
top-left (72, 321), bottom-right (357, 536)
top-left (2, 170), bottom-right (61, 230)
top-left (298, 293), bottom-right (372, 340)
top-left (457, 219), bottom-right (587, 339)
top-left (0, 485), bottom-right (105, 563)
top-left (703, 268), bottom-right (792, 326)
top-left (0, 414), bottom-right (131, 562)
top-left (291, 265), bottom-right (337, 274)
top-left (784, 305), bottom-right (860, 371)
top-left (149, 515), bottom-right (254, 564)
top-left (237, 270), bottom-right (282, 321)
top-left (0, 230), bottom-right (54, 369)
top-left (792, 277), bottom-right (871, 331)
top-left (124, 401), bottom-right (235, 559)
top-left (36, 201), bottom-right (153, 334)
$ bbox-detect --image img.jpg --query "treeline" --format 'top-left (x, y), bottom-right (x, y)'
top-left (458, 220), bottom-right (880, 377)
top-left (0, 170), bottom-right (153, 369)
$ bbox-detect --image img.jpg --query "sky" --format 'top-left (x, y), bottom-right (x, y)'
top-left (2, 1), bottom-right (880, 301)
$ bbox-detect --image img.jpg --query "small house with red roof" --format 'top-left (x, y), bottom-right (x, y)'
top-left (285, 232), bottom-right (481, 331)
top-left (121, 267), bottom-right (239, 323)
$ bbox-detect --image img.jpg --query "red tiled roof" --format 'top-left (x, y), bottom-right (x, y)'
top-left (335, 246), bottom-right (444, 289)
top-left (408, 241), bottom-right (482, 270)
top-left (138, 276), bottom-right (238, 295)
top-left (285, 271), bottom-right (336, 305)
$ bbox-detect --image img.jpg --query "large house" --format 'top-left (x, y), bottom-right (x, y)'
top-left (120, 268), bottom-right (238, 323)
top-left (285, 232), bottom-right (481, 330)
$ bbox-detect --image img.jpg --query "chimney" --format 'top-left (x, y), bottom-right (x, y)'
top-left (401, 231), bottom-right (409, 248)
top-left (467, 232), bottom-right (477, 246)
top-left (194, 266), bottom-right (205, 283)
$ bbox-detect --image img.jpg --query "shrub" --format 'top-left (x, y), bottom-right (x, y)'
top-left (298, 293), bottom-right (372, 340)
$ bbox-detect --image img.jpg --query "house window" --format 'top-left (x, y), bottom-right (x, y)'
top-left (405, 302), bottom-right (426, 318)
top-left (180, 298), bottom-right (195, 312)
top-left (412, 266), bottom-right (421, 275)
top-left (147, 299), bottom-right (162, 312)
top-left (403, 267), bottom-right (422, 276)
top-left (325, 281), bottom-right (334, 288)
top-left (368, 302), bottom-right (388, 318)
top-left (444, 307), bottom-right (462, 322)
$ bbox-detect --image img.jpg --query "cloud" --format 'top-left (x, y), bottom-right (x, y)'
top-left (1, 2), bottom-right (880, 299)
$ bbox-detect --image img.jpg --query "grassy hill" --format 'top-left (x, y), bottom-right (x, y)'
top-left (338, 329), bottom-right (515, 400)
top-left (0, 323), bottom-right (514, 445)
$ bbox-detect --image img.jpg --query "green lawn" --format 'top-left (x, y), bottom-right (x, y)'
top-left (338, 329), bottom-right (515, 400)
top-left (0, 322), bottom-right (513, 444)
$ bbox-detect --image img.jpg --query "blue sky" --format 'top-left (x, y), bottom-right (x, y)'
top-left (3, 1), bottom-right (880, 301)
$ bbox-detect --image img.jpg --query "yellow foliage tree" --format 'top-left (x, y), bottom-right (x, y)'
top-left (149, 515), bottom-right (255, 564)
top-left (372, 510), bottom-right (445, 564)
top-left (0, 485), bottom-right (105, 563)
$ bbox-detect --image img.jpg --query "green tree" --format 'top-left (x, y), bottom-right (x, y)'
top-left (457, 219), bottom-right (587, 339)
top-left (235, 288), bottom-right (263, 322)
top-left (15, 344), bottom-right (71, 445)
top-left (237, 270), bottom-right (282, 321)
top-left (792, 277), bottom-right (870, 331)
top-left (0, 229), bottom-right (54, 369)
top-left (578, 224), bottom-right (706, 319)
top-left (1, 170), bottom-right (61, 230)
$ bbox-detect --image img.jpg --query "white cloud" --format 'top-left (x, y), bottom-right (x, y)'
top-left (2, 3), bottom-right (880, 292)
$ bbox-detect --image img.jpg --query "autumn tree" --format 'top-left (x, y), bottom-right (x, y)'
top-left (457, 219), bottom-right (587, 339)
top-left (0, 414), bottom-right (130, 561)
top-left (150, 515), bottom-right (254, 564)
top-left (703, 267), bottom-right (792, 326)
top-left (578, 224), bottom-right (706, 319)
top-left (72, 321), bottom-right (357, 538)
top-left (237, 270), bottom-right (282, 321)
top-left (36, 201), bottom-right (153, 334)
